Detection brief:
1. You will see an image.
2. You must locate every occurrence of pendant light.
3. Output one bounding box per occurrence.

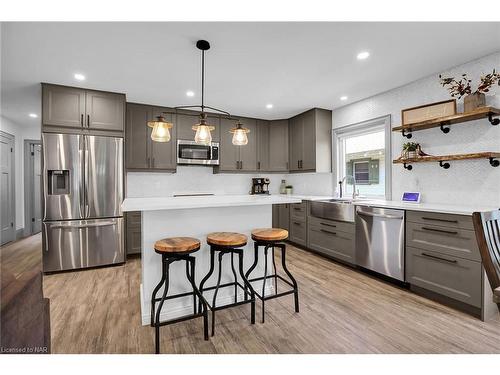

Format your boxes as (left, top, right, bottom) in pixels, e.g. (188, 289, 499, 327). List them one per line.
(147, 115, 173, 142)
(149, 40, 247, 146)
(230, 120, 250, 146)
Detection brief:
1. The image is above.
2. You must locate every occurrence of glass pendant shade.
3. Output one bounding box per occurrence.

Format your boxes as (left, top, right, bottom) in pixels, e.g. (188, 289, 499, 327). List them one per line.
(230, 122, 250, 146)
(192, 114, 215, 145)
(148, 116, 173, 142)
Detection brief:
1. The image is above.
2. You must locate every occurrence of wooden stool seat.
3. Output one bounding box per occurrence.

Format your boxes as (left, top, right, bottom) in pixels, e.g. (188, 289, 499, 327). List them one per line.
(251, 228, 288, 242)
(206, 232, 247, 247)
(154, 237, 201, 254)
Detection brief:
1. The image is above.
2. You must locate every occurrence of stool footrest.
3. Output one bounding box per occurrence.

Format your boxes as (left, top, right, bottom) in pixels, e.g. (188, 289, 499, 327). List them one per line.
(248, 274, 294, 288)
(152, 290, 197, 303)
(202, 281, 254, 310)
(153, 312, 206, 328)
(254, 289, 295, 301)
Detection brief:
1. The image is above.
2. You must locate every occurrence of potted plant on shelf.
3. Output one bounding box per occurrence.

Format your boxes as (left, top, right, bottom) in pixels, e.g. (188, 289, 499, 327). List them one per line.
(439, 69, 500, 112)
(402, 142, 419, 159)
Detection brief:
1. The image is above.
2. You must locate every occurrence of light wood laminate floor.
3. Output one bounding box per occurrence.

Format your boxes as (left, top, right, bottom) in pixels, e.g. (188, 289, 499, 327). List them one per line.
(11, 233, 500, 353)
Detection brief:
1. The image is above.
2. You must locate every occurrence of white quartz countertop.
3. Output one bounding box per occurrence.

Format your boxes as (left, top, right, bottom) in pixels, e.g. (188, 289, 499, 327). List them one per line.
(352, 199, 498, 216)
(121, 194, 302, 212)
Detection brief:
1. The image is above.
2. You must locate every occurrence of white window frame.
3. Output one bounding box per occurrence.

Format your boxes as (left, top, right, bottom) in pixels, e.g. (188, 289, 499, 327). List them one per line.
(332, 115, 392, 200)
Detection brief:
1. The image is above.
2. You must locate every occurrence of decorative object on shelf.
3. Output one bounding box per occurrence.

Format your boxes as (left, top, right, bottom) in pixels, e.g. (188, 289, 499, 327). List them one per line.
(401, 142, 420, 159)
(147, 115, 173, 142)
(230, 120, 250, 146)
(279, 180, 287, 194)
(401, 100, 456, 127)
(285, 185, 293, 195)
(393, 151, 500, 170)
(148, 40, 244, 145)
(439, 69, 500, 112)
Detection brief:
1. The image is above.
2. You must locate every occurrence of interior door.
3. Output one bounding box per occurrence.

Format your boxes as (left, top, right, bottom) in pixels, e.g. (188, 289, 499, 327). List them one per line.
(32, 144, 42, 233)
(85, 135, 123, 219)
(0, 132, 14, 245)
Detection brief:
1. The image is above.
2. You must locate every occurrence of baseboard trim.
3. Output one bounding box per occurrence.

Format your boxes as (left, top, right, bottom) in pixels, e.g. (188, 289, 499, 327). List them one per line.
(15, 229, 24, 240)
(141, 283, 274, 326)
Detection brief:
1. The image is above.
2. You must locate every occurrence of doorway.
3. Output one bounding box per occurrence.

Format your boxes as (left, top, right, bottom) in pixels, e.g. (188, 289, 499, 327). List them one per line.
(24, 139, 42, 236)
(0, 131, 15, 246)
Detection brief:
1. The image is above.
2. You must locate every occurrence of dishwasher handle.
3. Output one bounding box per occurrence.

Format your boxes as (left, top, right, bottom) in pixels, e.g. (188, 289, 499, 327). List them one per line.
(357, 210, 404, 220)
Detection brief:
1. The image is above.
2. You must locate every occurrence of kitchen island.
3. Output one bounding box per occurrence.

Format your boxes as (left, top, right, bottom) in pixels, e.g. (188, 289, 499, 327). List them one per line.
(121, 194, 302, 325)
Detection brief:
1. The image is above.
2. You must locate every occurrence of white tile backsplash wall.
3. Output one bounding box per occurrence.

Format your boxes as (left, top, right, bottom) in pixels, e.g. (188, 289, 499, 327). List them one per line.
(332, 52, 500, 207)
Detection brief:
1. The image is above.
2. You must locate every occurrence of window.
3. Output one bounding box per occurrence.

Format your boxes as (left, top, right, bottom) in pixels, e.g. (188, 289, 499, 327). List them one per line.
(333, 115, 391, 199)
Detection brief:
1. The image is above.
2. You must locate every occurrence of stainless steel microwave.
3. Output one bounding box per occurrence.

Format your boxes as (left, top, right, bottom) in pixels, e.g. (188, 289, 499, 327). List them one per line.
(177, 139, 220, 165)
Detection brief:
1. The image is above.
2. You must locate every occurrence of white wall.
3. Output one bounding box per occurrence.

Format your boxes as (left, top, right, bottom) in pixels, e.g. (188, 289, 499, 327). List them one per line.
(332, 52, 500, 206)
(0, 115, 41, 231)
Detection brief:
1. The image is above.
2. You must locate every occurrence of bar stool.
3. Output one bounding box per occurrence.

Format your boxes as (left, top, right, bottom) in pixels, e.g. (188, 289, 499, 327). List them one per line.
(151, 237, 209, 354)
(198, 232, 256, 336)
(245, 228, 299, 323)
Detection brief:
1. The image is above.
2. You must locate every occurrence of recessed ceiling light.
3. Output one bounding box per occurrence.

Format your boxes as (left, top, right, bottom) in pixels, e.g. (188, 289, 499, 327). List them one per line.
(357, 51, 370, 60)
(266, 104, 273, 109)
(74, 73, 86, 81)
(340, 96, 348, 101)
(29, 113, 38, 118)
(186, 91, 195, 97)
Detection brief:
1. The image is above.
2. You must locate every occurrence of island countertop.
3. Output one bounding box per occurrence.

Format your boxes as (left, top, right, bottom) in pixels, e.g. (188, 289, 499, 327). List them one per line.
(121, 194, 303, 212)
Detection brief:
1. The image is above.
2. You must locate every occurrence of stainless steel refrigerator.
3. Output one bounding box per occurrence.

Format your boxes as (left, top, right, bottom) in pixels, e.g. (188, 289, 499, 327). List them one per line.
(42, 133, 124, 272)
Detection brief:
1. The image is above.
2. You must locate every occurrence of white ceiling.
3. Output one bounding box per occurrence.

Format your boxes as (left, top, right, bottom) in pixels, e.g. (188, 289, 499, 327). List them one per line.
(1, 22, 500, 128)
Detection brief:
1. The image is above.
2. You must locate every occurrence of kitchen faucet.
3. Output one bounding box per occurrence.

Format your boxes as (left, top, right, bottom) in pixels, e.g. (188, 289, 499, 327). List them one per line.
(338, 175, 358, 199)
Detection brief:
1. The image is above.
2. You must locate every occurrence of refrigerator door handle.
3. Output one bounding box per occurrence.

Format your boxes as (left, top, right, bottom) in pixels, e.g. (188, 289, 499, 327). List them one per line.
(49, 220, 118, 229)
(79, 135, 85, 218)
(84, 136, 90, 218)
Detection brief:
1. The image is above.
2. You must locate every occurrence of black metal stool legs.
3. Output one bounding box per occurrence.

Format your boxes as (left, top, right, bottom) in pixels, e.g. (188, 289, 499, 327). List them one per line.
(246, 241, 300, 322)
(199, 245, 256, 337)
(151, 254, 209, 354)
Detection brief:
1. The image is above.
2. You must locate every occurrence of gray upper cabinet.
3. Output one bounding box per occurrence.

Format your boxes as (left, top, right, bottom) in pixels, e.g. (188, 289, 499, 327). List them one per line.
(269, 120, 289, 172)
(42, 84, 125, 134)
(86, 90, 125, 132)
(151, 107, 177, 170)
(126, 103, 151, 169)
(42, 84, 85, 128)
(288, 108, 332, 173)
(257, 120, 270, 171)
(125, 103, 176, 171)
(239, 118, 258, 171)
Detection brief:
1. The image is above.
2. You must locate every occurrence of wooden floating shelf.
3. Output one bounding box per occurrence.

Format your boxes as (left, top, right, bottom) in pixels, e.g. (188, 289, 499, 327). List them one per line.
(392, 106, 500, 138)
(393, 152, 500, 170)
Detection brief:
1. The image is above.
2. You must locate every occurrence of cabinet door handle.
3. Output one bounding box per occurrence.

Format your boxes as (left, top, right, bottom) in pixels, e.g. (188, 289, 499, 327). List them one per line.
(421, 227, 458, 235)
(320, 229, 337, 235)
(87, 114, 90, 127)
(236, 161, 239, 169)
(240, 161, 243, 169)
(321, 222, 336, 228)
(297, 160, 300, 169)
(421, 217, 458, 224)
(421, 252, 457, 264)
(258, 161, 261, 170)
(81, 114, 84, 127)
(293, 221, 302, 226)
(148, 157, 151, 168)
(293, 207, 302, 211)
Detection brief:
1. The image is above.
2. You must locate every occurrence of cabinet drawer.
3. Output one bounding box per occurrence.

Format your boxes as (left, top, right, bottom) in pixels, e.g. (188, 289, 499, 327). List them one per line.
(289, 219, 307, 246)
(406, 247, 482, 307)
(308, 225, 354, 264)
(406, 222, 480, 261)
(407, 211, 473, 230)
(290, 202, 307, 221)
(308, 216, 355, 234)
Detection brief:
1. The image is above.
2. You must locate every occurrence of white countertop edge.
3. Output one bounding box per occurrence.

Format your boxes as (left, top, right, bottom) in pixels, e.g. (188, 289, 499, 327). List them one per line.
(121, 195, 302, 212)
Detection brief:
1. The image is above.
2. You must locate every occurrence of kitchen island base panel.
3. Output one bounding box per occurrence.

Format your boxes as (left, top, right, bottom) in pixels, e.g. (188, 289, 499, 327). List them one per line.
(140, 205, 274, 326)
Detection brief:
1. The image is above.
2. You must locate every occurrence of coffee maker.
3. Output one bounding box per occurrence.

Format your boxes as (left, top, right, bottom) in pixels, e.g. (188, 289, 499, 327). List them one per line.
(251, 178, 270, 195)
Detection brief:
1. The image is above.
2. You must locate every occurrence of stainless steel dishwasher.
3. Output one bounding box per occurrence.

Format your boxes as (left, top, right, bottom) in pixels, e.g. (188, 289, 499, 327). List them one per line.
(355, 206, 405, 281)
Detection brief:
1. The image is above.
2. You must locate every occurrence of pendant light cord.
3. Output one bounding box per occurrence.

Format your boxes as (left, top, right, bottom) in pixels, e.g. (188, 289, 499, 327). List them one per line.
(201, 49, 205, 113)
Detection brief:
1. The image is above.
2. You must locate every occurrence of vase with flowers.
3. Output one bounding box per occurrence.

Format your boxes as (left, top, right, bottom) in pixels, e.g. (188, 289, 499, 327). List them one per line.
(439, 69, 500, 112)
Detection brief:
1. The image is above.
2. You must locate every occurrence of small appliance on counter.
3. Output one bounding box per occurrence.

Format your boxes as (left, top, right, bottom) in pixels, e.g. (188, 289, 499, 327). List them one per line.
(251, 178, 270, 195)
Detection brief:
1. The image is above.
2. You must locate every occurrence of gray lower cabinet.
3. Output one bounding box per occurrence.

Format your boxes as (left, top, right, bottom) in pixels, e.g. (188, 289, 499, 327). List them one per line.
(126, 212, 142, 255)
(42, 83, 125, 134)
(308, 224, 354, 264)
(125, 103, 176, 171)
(406, 246, 482, 307)
(289, 219, 307, 246)
(272, 204, 290, 231)
(406, 210, 484, 314)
